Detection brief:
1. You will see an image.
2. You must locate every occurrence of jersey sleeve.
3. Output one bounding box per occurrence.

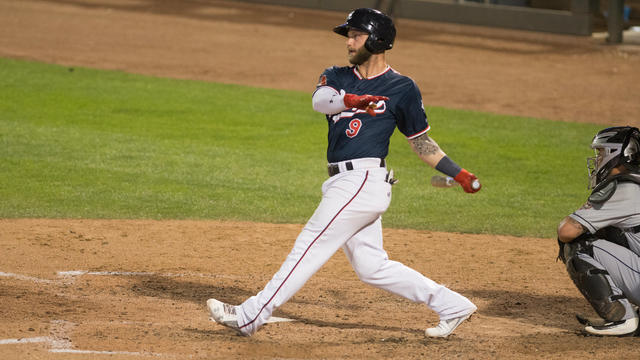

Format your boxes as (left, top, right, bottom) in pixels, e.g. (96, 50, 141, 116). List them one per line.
(395, 80, 430, 139)
(314, 66, 343, 94)
(570, 184, 637, 234)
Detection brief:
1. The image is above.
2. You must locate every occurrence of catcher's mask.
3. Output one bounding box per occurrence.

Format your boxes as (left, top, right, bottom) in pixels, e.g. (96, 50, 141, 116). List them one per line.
(587, 126, 640, 189)
(333, 8, 396, 54)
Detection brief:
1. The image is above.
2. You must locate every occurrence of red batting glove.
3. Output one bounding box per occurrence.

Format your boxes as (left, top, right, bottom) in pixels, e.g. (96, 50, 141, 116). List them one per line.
(343, 93, 389, 116)
(454, 169, 482, 193)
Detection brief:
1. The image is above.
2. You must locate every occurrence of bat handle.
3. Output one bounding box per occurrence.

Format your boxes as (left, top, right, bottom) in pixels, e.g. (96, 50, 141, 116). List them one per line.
(431, 175, 457, 188)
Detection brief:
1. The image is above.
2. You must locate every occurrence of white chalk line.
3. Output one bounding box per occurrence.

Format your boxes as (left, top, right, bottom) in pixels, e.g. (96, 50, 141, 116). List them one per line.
(0, 337, 143, 355)
(0, 337, 149, 356)
(265, 316, 296, 323)
(0, 271, 54, 283)
(209, 315, 294, 325)
(56, 270, 246, 281)
(0, 269, 247, 284)
(0, 320, 167, 357)
(58, 270, 156, 277)
(0, 336, 51, 345)
(49, 349, 155, 355)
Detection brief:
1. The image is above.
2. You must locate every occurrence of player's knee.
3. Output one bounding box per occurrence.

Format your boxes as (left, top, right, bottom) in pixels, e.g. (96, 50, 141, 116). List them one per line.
(352, 258, 385, 282)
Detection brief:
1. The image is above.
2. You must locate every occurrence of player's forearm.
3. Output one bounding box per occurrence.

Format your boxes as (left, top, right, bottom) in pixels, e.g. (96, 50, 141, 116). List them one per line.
(312, 86, 347, 115)
(408, 133, 446, 168)
(409, 134, 481, 193)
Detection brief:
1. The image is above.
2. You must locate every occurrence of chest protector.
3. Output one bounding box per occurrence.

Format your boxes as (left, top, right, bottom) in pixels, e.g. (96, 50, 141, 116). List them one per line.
(588, 173, 640, 204)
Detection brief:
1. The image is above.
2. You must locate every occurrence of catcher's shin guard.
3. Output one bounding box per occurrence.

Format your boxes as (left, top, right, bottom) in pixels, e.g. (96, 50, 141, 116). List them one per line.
(566, 253, 626, 321)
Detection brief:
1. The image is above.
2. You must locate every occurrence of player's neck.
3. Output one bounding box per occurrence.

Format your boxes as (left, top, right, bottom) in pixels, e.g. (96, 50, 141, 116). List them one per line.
(356, 54, 388, 79)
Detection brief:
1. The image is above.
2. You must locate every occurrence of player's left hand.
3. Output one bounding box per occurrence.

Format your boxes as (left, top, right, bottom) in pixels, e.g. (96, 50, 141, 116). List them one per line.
(454, 169, 481, 193)
(343, 93, 389, 116)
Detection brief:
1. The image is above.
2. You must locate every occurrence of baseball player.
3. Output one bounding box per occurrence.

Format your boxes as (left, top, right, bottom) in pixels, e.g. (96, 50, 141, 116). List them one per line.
(557, 126, 640, 336)
(207, 8, 481, 338)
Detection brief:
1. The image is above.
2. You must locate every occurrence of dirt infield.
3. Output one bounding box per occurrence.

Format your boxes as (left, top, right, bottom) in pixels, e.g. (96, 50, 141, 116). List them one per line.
(1, 0, 640, 359)
(2, 219, 637, 359)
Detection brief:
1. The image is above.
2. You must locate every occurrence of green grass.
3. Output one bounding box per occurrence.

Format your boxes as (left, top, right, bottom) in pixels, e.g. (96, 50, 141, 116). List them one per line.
(0, 58, 601, 237)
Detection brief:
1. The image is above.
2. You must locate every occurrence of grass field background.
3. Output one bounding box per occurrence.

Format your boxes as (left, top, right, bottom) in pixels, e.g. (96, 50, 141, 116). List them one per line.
(0, 58, 602, 237)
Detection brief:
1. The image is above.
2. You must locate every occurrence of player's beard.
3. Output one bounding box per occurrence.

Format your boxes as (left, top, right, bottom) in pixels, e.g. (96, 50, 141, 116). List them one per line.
(349, 46, 372, 65)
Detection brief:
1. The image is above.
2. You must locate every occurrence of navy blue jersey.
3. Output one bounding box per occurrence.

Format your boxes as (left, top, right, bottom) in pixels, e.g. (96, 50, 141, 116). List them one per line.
(315, 65, 430, 163)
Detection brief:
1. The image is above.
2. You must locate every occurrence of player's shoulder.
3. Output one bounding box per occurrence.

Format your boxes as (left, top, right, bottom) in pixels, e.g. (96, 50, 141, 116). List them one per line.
(615, 180, 640, 198)
(384, 67, 417, 86)
(317, 66, 356, 89)
(383, 67, 421, 96)
(322, 65, 354, 77)
(385, 67, 412, 80)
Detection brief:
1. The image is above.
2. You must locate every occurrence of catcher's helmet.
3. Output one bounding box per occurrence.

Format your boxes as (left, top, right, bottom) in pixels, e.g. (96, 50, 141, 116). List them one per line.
(587, 126, 640, 188)
(333, 8, 396, 54)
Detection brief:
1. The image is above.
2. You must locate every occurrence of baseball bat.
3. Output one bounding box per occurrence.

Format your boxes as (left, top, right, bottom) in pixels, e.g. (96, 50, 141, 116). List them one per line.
(430, 175, 457, 188)
(430, 175, 481, 190)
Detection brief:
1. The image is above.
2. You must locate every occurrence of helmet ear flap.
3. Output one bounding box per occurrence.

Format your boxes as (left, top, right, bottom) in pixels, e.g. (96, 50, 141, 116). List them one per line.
(625, 128, 640, 164)
(365, 32, 394, 54)
(364, 34, 381, 54)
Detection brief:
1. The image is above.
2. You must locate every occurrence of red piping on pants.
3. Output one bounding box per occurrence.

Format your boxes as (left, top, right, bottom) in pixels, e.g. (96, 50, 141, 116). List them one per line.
(240, 171, 369, 329)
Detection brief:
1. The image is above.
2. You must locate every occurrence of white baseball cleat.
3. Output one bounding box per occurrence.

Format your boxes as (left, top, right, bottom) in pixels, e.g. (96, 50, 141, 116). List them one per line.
(207, 298, 244, 335)
(584, 316, 639, 336)
(425, 307, 477, 338)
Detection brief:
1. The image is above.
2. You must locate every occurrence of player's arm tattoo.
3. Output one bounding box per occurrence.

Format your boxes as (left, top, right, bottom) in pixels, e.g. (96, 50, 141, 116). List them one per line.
(557, 216, 587, 243)
(408, 133, 440, 156)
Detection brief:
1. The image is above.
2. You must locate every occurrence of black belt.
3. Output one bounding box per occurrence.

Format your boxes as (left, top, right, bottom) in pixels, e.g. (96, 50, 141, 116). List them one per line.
(631, 225, 640, 233)
(328, 159, 386, 177)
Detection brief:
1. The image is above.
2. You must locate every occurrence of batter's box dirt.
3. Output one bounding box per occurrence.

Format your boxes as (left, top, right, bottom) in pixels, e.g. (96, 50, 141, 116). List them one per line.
(1, 219, 638, 358)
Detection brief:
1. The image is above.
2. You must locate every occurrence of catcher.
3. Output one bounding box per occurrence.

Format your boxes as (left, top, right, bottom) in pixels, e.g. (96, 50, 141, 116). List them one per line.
(557, 126, 640, 336)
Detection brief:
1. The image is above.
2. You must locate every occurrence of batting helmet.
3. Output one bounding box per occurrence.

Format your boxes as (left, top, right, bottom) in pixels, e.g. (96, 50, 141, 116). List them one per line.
(333, 8, 396, 54)
(587, 126, 640, 188)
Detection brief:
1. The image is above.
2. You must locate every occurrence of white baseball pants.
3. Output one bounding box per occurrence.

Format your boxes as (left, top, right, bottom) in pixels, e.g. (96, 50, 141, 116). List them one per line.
(236, 161, 476, 336)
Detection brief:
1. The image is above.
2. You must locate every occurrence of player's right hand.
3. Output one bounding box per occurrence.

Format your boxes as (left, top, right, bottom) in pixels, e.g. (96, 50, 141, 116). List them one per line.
(454, 169, 481, 193)
(343, 93, 389, 116)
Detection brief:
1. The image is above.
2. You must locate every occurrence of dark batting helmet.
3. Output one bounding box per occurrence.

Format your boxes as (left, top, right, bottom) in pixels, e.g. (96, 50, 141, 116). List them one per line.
(587, 126, 640, 188)
(333, 8, 396, 54)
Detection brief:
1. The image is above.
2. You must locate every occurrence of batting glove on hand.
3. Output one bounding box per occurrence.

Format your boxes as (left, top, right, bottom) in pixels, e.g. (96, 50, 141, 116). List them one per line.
(454, 169, 481, 193)
(343, 93, 389, 116)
